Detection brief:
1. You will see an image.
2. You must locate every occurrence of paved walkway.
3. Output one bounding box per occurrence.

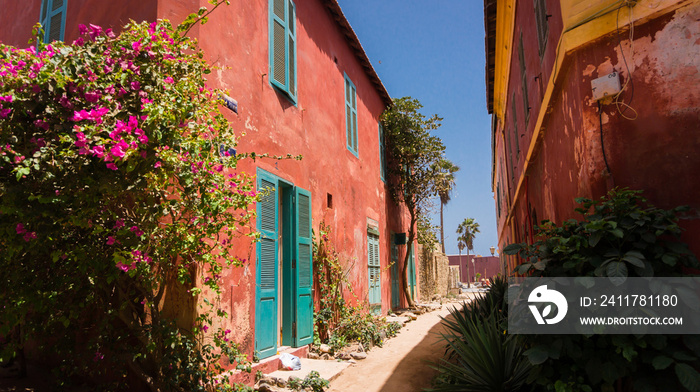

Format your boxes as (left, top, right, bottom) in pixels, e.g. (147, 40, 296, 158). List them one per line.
(327, 303, 460, 392)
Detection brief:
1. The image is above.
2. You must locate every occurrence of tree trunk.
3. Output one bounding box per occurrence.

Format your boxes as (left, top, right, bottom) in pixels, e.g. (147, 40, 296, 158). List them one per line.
(440, 202, 445, 254)
(401, 213, 417, 308)
(466, 248, 471, 288)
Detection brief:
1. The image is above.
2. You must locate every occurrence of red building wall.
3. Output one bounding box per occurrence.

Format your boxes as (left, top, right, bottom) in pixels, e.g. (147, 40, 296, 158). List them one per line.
(0, 0, 415, 364)
(492, 1, 700, 269)
(448, 255, 500, 283)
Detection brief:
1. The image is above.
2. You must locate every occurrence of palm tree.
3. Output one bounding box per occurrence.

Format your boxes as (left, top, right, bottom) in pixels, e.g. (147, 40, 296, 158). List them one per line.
(434, 159, 459, 254)
(457, 239, 466, 287)
(456, 218, 480, 287)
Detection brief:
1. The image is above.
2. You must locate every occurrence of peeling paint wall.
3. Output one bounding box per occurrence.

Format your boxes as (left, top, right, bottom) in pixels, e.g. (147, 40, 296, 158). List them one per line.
(493, 0, 700, 266)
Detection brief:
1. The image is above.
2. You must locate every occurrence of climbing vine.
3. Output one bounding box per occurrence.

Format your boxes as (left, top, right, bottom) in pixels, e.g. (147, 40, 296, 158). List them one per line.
(312, 222, 401, 353)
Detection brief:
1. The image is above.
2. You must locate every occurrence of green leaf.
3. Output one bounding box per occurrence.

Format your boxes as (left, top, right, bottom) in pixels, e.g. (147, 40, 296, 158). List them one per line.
(589, 231, 603, 247)
(524, 345, 550, 365)
(675, 363, 700, 392)
(606, 261, 628, 284)
(622, 251, 645, 268)
(610, 228, 624, 238)
(651, 355, 673, 370)
(503, 243, 523, 255)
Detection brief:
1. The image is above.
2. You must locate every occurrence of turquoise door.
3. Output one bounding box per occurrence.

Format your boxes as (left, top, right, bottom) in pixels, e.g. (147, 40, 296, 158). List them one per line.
(390, 239, 399, 309)
(255, 170, 279, 359)
(408, 244, 416, 301)
(367, 232, 381, 314)
(294, 187, 313, 346)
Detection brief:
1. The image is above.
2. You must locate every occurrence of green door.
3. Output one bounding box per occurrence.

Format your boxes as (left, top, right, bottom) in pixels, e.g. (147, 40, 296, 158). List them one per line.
(408, 244, 416, 301)
(255, 170, 278, 359)
(294, 187, 313, 346)
(368, 232, 381, 314)
(390, 239, 399, 309)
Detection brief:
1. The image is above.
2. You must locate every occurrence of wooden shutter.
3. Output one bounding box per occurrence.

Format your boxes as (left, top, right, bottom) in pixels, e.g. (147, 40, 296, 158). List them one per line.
(345, 75, 358, 154)
(518, 33, 529, 122)
(294, 186, 313, 346)
(41, 0, 67, 43)
(379, 123, 386, 180)
(269, 0, 296, 101)
(255, 171, 279, 359)
(368, 233, 381, 312)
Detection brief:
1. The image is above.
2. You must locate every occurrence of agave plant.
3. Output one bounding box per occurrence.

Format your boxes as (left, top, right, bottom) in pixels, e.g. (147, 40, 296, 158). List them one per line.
(429, 275, 532, 392)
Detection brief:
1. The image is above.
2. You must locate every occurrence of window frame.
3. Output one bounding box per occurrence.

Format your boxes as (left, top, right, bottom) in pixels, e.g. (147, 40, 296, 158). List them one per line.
(269, 0, 297, 103)
(344, 73, 358, 157)
(378, 122, 386, 181)
(40, 0, 67, 43)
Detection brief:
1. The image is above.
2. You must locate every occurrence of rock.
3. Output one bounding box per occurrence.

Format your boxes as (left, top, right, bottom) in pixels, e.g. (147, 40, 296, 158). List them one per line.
(259, 375, 275, 385)
(350, 352, 367, 360)
(378, 330, 387, 342)
(336, 352, 351, 360)
(348, 359, 357, 365)
(321, 353, 332, 360)
(256, 382, 276, 392)
(319, 344, 331, 353)
(307, 352, 320, 359)
(404, 312, 418, 320)
(273, 377, 286, 387)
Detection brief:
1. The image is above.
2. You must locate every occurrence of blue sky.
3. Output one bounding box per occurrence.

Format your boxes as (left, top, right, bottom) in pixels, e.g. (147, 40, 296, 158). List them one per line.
(336, 0, 498, 256)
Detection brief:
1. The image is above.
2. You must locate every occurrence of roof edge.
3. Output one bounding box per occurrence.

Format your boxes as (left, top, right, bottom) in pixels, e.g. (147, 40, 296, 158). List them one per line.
(322, 0, 393, 108)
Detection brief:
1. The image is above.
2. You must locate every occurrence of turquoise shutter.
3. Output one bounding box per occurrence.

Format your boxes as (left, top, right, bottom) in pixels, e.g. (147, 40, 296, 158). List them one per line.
(379, 123, 386, 181)
(41, 0, 67, 42)
(345, 75, 358, 155)
(255, 171, 279, 359)
(294, 186, 313, 346)
(408, 244, 416, 301)
(391, 240, 399, 308)
(269, 0, 296, 101)
(368, 233, 381, 314)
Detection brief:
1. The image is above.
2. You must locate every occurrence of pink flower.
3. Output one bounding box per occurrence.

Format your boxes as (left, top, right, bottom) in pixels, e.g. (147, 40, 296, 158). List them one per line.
(73, 37, 84, 46)
(164, 76, 174, 84)
(105, 28, 115, 39)
(23, 232, 37, 242)
(106, 236, 116, 245)
(0, 108, 11, 118)
(106, 162, 118, 170)
(91, 145, 105, 158)
(78, 24, 88, 35)
(93, 351, 104, 362)
(132, 39, 142, 52)
(202, 325, 209, 332)
(0, 95, 12, 102)
(16, 223, 26, 234)
(114, 219, 124, 229)
(88, 24, 103, 40)
(130, 81, 140, 91)
(74, 132, 87, 148)
(84, 91, 101, 103)
(130, 226, 144, 237)
(110, 140, 129, 159)
(13, 155, 24, 164)
(154, 161, 161, 168)
(138, 134, 148, 144)
(116, 261, 132, 272)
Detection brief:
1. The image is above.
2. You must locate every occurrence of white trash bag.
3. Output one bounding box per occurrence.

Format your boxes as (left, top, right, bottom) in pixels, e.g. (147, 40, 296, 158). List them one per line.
(280, 352, 302, 371)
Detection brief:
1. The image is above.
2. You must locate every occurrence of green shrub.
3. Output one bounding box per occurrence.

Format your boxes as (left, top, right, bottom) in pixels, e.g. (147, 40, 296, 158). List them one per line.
(505, 188, 700, 391)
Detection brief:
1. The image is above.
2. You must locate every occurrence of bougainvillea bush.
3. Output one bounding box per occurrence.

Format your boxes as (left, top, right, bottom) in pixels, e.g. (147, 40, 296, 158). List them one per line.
(0, 7, 257, 391)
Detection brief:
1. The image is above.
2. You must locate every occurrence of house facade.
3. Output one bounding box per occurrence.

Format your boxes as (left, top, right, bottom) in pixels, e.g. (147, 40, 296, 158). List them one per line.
(485, 0, 700, 272)
(0, 0, 419, 362)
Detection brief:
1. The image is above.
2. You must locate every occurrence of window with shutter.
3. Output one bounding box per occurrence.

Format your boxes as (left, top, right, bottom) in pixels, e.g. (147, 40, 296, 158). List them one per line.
(269, 0, 297, 102)
(367, 232, 381, 313)
(40, 0, 67, 43)
(345, 74, 358, 156)
(379, 123, 386, 181)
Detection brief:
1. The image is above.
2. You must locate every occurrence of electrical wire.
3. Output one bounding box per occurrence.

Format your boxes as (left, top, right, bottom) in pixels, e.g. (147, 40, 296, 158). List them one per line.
(598, 101, 613, 181)
(614, 1, 639, 120)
